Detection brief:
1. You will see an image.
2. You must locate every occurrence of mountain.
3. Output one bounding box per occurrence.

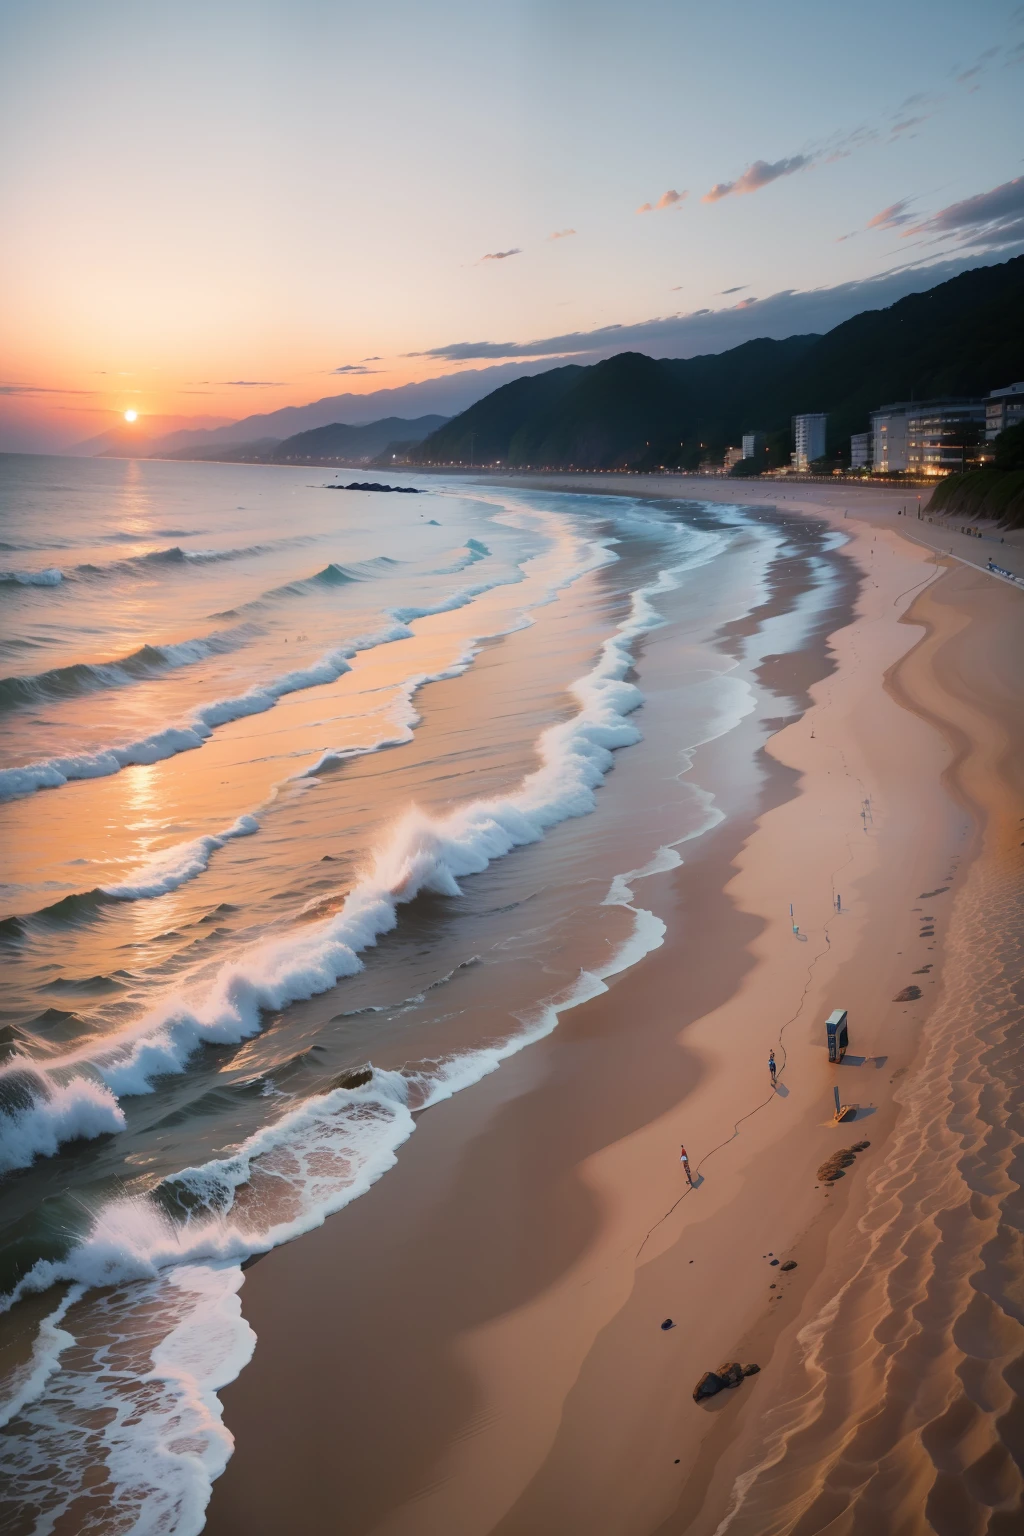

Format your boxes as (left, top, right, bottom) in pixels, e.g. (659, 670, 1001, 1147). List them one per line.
(161, 437, 284, 463)
(270, 416, 449, 465)
(69, 415, 232, 457)
(415, 256, 1024, 471)
(130, 363, 567, 461)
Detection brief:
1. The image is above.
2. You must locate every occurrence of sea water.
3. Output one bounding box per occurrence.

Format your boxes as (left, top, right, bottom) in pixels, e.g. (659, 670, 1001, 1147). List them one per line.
(0, 454, 845, 1531)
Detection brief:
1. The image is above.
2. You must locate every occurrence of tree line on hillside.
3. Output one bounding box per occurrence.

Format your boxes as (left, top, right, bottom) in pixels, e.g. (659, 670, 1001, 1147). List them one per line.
(925, 421, 1024, 529)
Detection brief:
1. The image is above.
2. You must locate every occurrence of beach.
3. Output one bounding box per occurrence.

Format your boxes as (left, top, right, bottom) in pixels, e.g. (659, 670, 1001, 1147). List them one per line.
(1, 463, 1020, 1534)
(201, 478, 1023, 1534)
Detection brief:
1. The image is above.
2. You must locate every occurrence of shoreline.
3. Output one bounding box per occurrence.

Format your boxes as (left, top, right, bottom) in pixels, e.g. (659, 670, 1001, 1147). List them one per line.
(205, 481, 1022, 1534)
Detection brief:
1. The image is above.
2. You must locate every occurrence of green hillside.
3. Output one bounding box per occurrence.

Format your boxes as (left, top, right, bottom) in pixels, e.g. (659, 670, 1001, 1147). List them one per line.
(415, 256, 1024, 471)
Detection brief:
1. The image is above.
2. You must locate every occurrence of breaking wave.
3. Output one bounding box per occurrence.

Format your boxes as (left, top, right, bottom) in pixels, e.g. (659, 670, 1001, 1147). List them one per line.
(0, 624, 260, 711)
(0, 524, 720, 1174)
(0, 564, 527, 803)
(0, 567, 63, 590)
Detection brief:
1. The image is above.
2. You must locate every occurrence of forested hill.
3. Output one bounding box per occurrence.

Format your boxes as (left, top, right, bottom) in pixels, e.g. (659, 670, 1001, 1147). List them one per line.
(414, 256, 1024, 471)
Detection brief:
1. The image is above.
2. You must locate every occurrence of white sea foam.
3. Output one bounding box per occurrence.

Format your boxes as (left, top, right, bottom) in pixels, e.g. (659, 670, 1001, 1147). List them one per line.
(0, 1073, 126, 1175)
(102, 814, 260, 901)
(0, 512, 760, 1533)
(0, 519, 719, 1173)
(0, 565, 528, 804)
(0, 566, 63, 587)
(0, 1264, 254, 1536)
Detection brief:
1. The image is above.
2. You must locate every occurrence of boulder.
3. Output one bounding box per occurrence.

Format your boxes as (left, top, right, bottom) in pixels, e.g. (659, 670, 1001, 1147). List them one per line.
(742, 1363, 761, 1376)
(893, 985, 922, 1002)
(716, 1362, 745, 1388)
(780, 1261, 797, 1272)
(693, 1371, 726, 1401)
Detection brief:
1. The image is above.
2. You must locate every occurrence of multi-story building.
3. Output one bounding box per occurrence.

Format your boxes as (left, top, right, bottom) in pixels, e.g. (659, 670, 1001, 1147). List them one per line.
(986, 382, 1024, 441)
(791, 413, 827, 471)
(849, 432, 872, 470)
(871, 398, 986, 474)
(741, 431, 766, 461)
(906, 401, 987, 477)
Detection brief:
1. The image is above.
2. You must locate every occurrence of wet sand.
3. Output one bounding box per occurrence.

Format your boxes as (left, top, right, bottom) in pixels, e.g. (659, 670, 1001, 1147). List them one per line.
(205, 482, 1023, 1535)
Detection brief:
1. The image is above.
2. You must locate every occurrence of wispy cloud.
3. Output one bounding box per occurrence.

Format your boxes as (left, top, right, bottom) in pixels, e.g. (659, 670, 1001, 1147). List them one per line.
(479, 248, 521, 262)
(823, 125, 879, 163)
(905, 175, 1024, 251)
(331, 364, 379, 375)
(0, 383, 96, 395)
(867, 199, 915, 230)
(636, 189, 687, 214)
(702, 155, 812, 203)
(405, 256, 1008, 365)
(219, 379, 287, 387)
(548, 228, 577, 240)
(719, 284, 748, 294)
(889, 115, 928, 139)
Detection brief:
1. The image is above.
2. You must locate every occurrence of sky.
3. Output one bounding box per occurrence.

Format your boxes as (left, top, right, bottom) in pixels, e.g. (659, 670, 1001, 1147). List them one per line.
(1, 0, 1023, 453)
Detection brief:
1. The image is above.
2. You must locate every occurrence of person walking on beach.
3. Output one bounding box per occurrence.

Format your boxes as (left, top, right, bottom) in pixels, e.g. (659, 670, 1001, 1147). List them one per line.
(680, 1145, 694, 1187)
(769, 1050, 777, 1088)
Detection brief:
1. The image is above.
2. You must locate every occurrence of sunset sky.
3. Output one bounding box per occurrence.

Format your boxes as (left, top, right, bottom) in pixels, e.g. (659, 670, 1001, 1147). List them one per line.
(2, 0, 1022, 452)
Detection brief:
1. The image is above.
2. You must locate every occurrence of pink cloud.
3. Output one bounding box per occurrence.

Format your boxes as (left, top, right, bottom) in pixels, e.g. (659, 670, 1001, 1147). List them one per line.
(905, 175, 1024, 249)
(702, 155, 812, 202)
(636, 188, 687, 213)
(867, 199, 914, 231)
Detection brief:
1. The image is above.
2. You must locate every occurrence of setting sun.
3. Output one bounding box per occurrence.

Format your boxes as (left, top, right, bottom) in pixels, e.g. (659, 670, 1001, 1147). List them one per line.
(123, 409, 137, 423)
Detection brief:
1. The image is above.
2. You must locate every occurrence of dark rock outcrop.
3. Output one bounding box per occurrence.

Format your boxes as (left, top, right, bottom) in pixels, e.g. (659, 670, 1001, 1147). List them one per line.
(327, 481, 421, 494)
(893, 985, 923, 1001)
(818, 1140, 870, 1182)
(693, 1363, 760, 1401)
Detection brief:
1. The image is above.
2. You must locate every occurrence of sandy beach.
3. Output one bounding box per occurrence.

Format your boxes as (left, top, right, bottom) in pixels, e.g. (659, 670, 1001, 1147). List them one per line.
(202, 479, 1023, 1535)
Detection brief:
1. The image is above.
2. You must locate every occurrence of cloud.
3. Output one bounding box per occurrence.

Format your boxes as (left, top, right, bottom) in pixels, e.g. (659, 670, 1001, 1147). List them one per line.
(362, 356, 382, 361)
(906, 176, 1024, 250)
(548, 228, 577, 240)
(889, 115, 927, 139)
(331, 364, 379, 375)
(636, 189, 687, 214)
(702, 155, 812, 202)
(480, 249, 521, 262)
(0, 383, 96, 395)
(405, 254, 1017, 365)
(823, 125, 880, 163)
(719, 284, 748, 294)
(867, 199, 915, 231)
(219, 379, 287, 387)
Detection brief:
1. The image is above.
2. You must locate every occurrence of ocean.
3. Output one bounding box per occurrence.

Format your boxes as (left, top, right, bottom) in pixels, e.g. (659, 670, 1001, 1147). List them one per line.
(0, 454, 847, 1532)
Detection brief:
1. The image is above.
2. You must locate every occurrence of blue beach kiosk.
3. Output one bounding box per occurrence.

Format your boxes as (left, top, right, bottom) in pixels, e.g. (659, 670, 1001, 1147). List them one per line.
(826, 1008, 849, 1063)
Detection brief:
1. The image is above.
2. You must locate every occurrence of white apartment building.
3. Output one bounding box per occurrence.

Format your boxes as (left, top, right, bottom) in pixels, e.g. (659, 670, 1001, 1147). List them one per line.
(870, 407, 911, 473)
(986, 382, 1024, 440)
(849, 432, 872, 470)
(791, 413, 827, 471)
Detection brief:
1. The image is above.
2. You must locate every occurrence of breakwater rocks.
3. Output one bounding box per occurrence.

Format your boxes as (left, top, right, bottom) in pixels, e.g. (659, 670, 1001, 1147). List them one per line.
(817, 1139, 870, 1183)
(327, 482, 422, 494)
(693, 1362, 761, 1402)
